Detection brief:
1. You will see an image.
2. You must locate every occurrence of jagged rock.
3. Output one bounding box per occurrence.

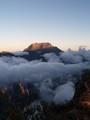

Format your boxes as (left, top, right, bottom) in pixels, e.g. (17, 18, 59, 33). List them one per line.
(74, 70, 90, 108)
(23, 101, 45, 120)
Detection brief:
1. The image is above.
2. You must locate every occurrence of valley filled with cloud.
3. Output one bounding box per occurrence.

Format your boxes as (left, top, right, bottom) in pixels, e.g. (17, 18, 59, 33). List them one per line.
(0, 48, 90, 104)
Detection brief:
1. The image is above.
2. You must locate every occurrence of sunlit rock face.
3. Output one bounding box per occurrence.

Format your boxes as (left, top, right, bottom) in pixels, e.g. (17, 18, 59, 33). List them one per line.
(23, 42, 54, 51)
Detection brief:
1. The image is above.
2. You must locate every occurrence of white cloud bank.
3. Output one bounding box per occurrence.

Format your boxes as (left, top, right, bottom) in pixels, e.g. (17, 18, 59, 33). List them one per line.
(0, 48, 90, 104)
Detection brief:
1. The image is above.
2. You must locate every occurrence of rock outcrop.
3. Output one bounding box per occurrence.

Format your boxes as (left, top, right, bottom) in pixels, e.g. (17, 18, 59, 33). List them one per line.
(74, 70, 90, 108)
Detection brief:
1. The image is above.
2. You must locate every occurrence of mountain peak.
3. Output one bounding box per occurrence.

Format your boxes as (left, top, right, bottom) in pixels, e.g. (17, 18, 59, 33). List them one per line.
(24, 42, 54, 52)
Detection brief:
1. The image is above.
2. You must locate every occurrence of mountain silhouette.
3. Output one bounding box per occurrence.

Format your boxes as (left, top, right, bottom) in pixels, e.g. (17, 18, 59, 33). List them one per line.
(22, 42, 62, 61)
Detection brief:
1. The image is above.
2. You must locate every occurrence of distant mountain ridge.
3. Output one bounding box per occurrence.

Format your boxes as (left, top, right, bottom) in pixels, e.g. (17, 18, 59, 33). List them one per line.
(24, 42, 54, 52)
(0, 42, 63, 61)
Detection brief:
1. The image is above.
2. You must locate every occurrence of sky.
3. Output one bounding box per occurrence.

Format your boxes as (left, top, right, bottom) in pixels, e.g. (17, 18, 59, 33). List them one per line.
(0, 0, 90, 52)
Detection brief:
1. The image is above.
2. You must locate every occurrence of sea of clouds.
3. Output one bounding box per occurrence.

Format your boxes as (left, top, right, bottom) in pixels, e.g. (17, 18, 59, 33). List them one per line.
(0, 48, 90, 104)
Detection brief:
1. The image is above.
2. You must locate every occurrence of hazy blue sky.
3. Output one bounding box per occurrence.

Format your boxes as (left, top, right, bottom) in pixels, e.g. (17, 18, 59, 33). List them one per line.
(0, 0, 90, 51)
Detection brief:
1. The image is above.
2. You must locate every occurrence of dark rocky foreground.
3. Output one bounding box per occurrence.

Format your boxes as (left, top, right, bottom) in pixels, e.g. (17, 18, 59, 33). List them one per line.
(0, 71, 90, 120)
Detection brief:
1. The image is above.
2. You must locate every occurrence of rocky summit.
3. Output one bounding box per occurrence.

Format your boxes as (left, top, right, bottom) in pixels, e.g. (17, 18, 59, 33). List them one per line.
(23, 42, 54, 51)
